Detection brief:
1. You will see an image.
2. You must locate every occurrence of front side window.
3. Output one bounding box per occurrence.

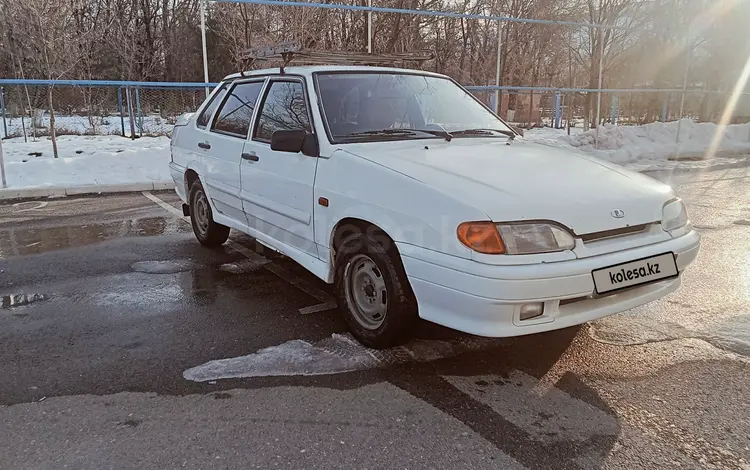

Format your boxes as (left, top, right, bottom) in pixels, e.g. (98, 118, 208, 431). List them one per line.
(315, 73, 513, 142)
(196, 83, 228, 129)
(211, 81, 264, 137)
(254, 81, 311, 142)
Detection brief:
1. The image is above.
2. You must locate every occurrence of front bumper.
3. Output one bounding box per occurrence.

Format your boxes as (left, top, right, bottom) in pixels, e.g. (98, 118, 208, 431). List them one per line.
(398, 230, 701, 337)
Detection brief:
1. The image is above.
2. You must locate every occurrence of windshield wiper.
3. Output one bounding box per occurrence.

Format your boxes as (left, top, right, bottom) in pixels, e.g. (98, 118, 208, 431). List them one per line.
(344, 128, 453, 141)
(451, 128, 517, 140)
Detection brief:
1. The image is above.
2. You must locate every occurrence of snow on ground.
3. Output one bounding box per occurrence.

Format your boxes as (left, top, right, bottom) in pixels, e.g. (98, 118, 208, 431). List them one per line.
(525, 119, 750, 170)
(1, 118, 748, 193)
(1, 135, 171, 190)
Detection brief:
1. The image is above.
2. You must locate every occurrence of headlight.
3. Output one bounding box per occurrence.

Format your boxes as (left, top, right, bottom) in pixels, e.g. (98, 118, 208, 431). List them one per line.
(457, 221, 575, 255)
(662, 199, 688, 232)
(496, 223, 575, 255)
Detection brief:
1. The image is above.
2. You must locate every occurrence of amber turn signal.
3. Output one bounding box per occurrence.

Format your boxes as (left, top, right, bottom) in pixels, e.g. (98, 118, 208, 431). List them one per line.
(457, 222, 506, 254)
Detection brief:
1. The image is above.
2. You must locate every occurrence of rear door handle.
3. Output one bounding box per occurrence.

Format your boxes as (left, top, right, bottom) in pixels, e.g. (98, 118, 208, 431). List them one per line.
(198, 142, 211, 150)
(242, 152, 259, 162)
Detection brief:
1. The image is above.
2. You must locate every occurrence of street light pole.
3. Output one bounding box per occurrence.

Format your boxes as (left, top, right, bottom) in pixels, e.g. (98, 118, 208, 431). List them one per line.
(594, 27, 605, 149)
(676, 33, 691, 143)
(200, 0, 210, 98)
(494, 21, 503, 114)
(367, 0, 372, 53)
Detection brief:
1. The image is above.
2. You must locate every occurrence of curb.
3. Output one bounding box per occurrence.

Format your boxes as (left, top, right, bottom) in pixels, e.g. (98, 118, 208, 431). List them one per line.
(0, 182, 174, 201)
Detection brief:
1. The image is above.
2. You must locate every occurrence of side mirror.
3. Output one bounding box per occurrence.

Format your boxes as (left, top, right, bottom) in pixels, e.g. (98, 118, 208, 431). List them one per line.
(270, 130, 319, 157)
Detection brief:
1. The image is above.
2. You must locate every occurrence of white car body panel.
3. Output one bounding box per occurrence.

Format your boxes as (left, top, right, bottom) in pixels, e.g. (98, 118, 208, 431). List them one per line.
(340, 139, 673, 235)
(200, 131, 245, 222)
(240, 77, 320, 258)
(170, 65, 700, 338)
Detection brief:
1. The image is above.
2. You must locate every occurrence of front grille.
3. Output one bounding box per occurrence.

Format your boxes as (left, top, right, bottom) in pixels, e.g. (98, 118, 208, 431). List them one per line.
(579, 223, 650, 243)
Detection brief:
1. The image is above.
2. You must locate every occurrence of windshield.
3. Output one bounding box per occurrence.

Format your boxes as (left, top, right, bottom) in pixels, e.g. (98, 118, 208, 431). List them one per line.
(315, 72, 514, 142)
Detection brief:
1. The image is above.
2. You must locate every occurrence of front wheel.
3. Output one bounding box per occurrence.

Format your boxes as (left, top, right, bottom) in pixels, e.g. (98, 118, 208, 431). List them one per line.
(189, 180, 230, 247)
(335, 232, 418, 349)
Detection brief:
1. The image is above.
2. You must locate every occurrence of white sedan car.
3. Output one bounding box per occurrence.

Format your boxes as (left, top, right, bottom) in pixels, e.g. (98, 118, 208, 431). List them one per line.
(169, 66, 700, 348)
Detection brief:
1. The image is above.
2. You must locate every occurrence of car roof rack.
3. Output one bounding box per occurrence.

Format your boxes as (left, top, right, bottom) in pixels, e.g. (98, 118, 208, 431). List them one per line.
(238, 41, 435, 75)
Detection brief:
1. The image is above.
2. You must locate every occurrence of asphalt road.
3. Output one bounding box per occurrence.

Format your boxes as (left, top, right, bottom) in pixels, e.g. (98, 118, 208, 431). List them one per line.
(0, 161, 748, 469)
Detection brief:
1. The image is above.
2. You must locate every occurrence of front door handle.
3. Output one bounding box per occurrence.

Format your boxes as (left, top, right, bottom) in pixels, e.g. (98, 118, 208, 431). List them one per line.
(198, 142, 211, 150)
(242, 152, 259, 162)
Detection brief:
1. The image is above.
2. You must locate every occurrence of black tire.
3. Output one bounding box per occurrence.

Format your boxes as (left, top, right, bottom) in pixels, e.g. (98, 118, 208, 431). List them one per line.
(188, 179, 230, 247)
(335, 231, 418, 349)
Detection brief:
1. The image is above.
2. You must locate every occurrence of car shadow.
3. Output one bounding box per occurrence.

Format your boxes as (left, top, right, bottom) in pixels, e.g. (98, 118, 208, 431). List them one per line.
(386, 327, 621, 469)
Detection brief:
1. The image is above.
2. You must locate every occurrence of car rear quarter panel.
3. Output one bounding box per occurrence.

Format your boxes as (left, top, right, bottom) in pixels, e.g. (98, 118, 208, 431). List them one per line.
(170, 121, 207, 197)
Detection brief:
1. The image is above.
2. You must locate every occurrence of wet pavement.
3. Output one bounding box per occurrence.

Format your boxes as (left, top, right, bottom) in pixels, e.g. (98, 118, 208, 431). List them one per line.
(0, 163, 748, 469)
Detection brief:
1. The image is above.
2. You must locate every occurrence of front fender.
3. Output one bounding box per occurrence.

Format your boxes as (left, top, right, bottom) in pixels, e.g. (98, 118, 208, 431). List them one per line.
(314, 149, 486, 273)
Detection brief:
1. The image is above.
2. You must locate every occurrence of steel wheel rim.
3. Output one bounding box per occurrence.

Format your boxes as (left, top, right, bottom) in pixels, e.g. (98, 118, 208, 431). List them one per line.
(344, 254, 388, 330)
(193, 189, 210, 237)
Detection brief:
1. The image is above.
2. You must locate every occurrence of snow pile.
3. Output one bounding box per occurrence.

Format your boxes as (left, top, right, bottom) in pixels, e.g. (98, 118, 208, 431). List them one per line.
(183, 332, 502, 381)
(1, 135, 171, 190)
(525, 119, 750, 170)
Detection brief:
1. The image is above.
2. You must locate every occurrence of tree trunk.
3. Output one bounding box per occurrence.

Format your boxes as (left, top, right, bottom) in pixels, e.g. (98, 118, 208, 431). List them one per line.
(48, 87, 59, 159)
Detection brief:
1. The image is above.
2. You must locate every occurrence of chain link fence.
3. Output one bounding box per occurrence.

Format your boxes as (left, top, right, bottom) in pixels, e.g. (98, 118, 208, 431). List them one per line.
(0, 82, 208, 139)
(468, 87, 742, 131)
(1, 80, 747, 139)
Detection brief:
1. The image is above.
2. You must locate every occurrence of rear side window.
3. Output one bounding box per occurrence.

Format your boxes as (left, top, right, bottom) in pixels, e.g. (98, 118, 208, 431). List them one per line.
(254, 81, 311, 142)
(196, 84, 228, 129)
(211, 81, 265, 138)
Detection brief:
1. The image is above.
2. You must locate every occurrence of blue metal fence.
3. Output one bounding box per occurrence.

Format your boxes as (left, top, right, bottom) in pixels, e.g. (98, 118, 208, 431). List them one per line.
(1, 78, 746, 139)
(0, 80, 211, 139)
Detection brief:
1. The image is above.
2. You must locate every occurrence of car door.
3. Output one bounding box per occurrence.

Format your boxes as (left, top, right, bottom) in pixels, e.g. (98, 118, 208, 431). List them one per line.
(240, 78, 319, 258)
(200, 79, 265, 223)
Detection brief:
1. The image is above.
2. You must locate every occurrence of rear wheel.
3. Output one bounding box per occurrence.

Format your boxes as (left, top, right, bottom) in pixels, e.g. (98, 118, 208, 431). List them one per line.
(189, 180, 230, 247)
(335, 232, 418, 349)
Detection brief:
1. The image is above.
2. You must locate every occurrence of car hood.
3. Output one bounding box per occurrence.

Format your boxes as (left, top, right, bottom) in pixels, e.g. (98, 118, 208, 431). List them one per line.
(341, 138, 673, 235)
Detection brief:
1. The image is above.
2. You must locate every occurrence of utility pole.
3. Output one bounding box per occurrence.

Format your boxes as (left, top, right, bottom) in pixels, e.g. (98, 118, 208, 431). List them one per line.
(494, 21, 503, 114)
(594, 3, 605, 149)
(367, 0, 372, 53)
(200, 0, 210, 98)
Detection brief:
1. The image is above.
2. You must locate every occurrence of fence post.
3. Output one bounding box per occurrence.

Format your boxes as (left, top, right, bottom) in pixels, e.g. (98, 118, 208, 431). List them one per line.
(0, 87, 7, 139)
(126, 87, 137, 140)
(135, 87, 143, 137)
(610, 94, 618, 125)
(553, 91, 562, 128)
(661, 94, 668, 122)
(0, 132, 6, 189)
(117, 87, 125, 137)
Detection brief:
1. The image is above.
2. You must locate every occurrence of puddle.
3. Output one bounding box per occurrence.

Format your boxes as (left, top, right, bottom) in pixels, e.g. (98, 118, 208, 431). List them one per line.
(2, 293, 48, 310)
(93, 283, 184, 309)
(0, 217, 188, 257)
(589, 312, 750, 358)
(219, 258, 270, 274)
(183, 332, 503, 382)
(588, 315, 693, 346)
(131, 260, 195, 274)
(708, 314, 750, 356)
